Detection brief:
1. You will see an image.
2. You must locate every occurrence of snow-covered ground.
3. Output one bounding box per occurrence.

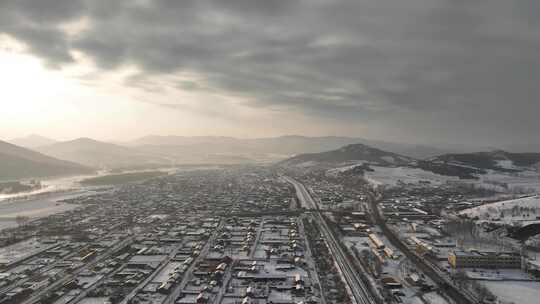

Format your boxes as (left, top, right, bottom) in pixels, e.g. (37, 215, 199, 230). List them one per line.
(294, 161, 319, 168)
(422, 292, 450, 304)
(460, 195, 540, 224)
(482, 281, 540, 304)
(476, 170, 540, 193)
(325, 162, 367, 176)
(365, 166, 460, 186)
(465, 269, 535, 281)
(495, 160, 519, 170)
(361, 164, 540, 195)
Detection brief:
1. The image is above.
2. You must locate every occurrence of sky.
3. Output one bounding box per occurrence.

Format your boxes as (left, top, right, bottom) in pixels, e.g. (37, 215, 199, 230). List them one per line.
(0, 0, 539, 149)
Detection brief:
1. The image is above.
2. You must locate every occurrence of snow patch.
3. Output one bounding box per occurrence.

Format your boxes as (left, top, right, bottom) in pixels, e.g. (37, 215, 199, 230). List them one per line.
(381, 156, 395, 164)
(325, 162, 367, 175)
(482, 281, 540, 304)
(496, 160, 517, 170)
(295, 161, 318, 168)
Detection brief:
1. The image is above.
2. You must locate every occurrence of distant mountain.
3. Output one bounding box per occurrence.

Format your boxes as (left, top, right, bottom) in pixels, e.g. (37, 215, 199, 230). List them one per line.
(129, 135, 238, 146)
(0, 140, 93, 181)
(9, 134, 57, 148)
(127, 135, 461, 159)
(430, 151, 540, 172)
(279, 143, 415, 167)
(134, 144, 260, 164)
(36, 138, 167, 169)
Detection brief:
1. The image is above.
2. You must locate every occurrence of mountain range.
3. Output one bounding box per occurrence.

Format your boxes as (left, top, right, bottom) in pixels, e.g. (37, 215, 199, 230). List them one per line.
(126, 135, 466, 159)
(35, 138, 167, 169)
(3, 134, 540, 182)
(279, 143, 540, 179)
(279, 143, 414, 167)
(0, 139, 92, 181)
(8, 134, 57, 148)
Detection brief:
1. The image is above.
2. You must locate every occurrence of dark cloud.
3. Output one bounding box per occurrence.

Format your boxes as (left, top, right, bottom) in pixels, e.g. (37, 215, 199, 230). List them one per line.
(1, 0, 539, 148)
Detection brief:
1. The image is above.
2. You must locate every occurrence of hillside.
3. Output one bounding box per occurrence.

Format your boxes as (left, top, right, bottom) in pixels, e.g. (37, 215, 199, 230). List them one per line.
(279, 143, 414, 167)
(460, 195, 540, 225)
(430, 151, 540, 173)
(8, 134, 57, 148)
(36, 138, 167, 169)
(279, 145, 540, 191)
(0, 140, 93, 181)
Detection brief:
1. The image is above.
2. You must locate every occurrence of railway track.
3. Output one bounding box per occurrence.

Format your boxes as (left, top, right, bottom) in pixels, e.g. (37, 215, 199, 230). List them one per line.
(285, 176, 376, 304)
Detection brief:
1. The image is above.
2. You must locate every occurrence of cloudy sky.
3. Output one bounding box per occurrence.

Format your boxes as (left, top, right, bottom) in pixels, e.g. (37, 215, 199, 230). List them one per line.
(0, 0, 538, 148)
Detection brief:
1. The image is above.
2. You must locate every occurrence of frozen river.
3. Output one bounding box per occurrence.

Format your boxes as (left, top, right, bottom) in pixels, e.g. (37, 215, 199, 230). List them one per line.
(0, 173, 102, 202)
(0, 173, 110, 231)
(0, 190, 95, 231)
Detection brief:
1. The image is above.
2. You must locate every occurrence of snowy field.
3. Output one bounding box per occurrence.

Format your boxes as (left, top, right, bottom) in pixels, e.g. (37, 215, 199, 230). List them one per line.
(482, 281, 540, 304)
(362, 165, 540, 195)
(325, 162, 368, 176)
(465, 269, 535, 281)
(364, 166, 460, 186)
(476, 171, 540, 193)
(460, 195, 540, 224)
(422, 292, 450, 304)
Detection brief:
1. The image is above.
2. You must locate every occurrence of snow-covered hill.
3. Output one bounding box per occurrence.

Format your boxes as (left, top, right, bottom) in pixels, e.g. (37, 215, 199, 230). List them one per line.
(430, 151, 540, 173)
(460, 195, 540, 225)
(279, 143, 414, 168)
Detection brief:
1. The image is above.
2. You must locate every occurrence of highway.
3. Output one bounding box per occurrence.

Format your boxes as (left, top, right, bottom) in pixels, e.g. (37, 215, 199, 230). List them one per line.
(284, 176, 376, 304)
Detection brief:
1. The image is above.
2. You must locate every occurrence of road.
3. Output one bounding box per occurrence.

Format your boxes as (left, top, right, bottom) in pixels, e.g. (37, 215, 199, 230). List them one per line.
(285, 176, 375, 304)
(213, 262, 233, 304)
(249, 220, 264, 259)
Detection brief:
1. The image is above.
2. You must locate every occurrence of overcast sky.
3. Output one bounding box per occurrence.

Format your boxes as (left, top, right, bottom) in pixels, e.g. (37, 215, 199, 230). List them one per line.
(0, 0, 538, 149)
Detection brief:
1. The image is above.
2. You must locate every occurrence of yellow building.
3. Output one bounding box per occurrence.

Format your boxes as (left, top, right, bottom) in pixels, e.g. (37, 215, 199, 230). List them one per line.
(448, 250, 521, 269)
